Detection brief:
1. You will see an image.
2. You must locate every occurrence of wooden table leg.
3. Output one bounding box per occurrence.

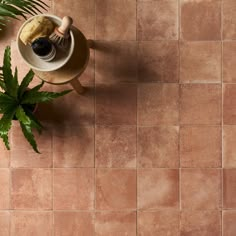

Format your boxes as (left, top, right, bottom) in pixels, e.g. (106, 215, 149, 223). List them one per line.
(70, 78, 85, 94)
(87, 39, 94, 49)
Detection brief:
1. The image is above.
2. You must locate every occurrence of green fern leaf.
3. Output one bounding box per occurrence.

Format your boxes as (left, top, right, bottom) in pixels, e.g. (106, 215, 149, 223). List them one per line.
(15, 105, 31, 125)
(0, 109, 15, 150)
(20, 122, 40, 153)
(0, 4, 19, 18)
(18, 69, 34, 98)
(0, 3, 24, 17)
(0, 0, 49, 30)
(0, 80, 6, 90)
(21, 90, 72, 104)
(24, 108, 43, 134)
(0, 92, 16, 113)
(30, 81, 44, 93)
(2, 46, 18, 97)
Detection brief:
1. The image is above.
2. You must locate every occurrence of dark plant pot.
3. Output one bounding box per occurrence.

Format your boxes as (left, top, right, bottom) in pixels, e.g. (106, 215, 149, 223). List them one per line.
(13, 103, 38, 120)
(3, 90, 38, 120)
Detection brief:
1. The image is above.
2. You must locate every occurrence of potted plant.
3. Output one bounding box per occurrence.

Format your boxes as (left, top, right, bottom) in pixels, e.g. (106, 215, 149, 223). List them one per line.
(0, 46, 71, 153)
(0, 0, 48, 30)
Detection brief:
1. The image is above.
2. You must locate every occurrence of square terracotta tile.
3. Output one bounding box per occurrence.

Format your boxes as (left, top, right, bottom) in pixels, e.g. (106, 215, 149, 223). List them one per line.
(223, 0, 236, 39)
(52, 85, 95, 126)
(223, 210, 236, 236)
(53, 168, 94, 210)
(138, 210, 180, 236)
(96, 84, 137, 125)
(95, 41, 137, 84)
(95, 126, 136, 168)
(180, 126, 222, 168)
(180, 84, 221, 125)
(138, 169, 179, 210)
(54, 212, 94, 236)
(54, 0, 95, 39)
(0, 212, 9, 236)
(96, 0, 136, 40)
(223, 84, 236, 124)
(11, 169, 52, 210)
(180, 42, 221, 83)
(138, 41, 179, 83)
(137, 1, 178, 40)
(0, 169, 9, 210)
(181, 0, 221, 40)
(11, 211, 52, 236)
(224, 126, 236, 168)
(223, 169, 236, 209)
(95, 211, 136, 236)
(53, 125, 94, 168)
(0, 142, 9, 167)
(138, 126, 179, 168)
(181, 169, 221, 210)
(138, 84, 179, 125)
(10, 124, 52, 168)
(180, 211, 221, 236)
(223, 42, 236, 83)
(96, 169, 136, 210)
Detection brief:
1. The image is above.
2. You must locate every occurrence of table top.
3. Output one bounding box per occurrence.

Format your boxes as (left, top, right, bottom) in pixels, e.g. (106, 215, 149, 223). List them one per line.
(33, 27, 90, 84)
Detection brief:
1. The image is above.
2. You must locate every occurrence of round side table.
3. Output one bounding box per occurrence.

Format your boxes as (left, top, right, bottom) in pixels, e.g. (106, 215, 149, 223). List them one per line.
(33, 27, 92, 94)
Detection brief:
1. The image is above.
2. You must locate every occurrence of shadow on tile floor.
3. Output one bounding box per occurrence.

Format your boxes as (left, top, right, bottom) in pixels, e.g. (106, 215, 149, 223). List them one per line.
(95, 83, 137, 125)
(93, 40, 179, 84)
(35, 85, 95, 127)
(93, 40, 138, 84)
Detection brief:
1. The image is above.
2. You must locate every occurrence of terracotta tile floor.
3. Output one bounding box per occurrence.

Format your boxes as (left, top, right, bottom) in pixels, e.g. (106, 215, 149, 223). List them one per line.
(0, 0, 236, 235)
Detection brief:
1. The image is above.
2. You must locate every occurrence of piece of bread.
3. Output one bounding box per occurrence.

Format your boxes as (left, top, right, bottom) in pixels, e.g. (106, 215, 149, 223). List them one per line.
(20, 16, 54, 45)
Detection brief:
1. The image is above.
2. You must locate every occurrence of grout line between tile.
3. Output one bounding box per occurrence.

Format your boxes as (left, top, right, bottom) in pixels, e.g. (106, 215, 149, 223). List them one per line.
(136, 124, 222, 128)
(94, 0, 97, 41)
(52, 127, 54, 236)
(8, 209, 95, 212)
(95, 81, 225, 85)
(51, 0, 54, 14)
(3, 166, 227, 169)
(221, 0, 224, 234)
(91, 39, 234, 42)
(94, 1, 96, 235)
(136, 52, 138, 236)
(86, 39, 236, 42)
(9, 131, 12, 236)
(92, 130, 96, 234)
(178, 2, 182, 235)
(179, 124, 222, 127)
(136, 0, 138, 42)
(136, 2, 138, 232)
(0, 210, 149, 213)
(95, 81, 227, 85)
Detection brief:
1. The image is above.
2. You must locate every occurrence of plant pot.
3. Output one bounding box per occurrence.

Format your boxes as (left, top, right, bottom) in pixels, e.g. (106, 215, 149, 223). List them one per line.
(13, 103, 38, 121)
